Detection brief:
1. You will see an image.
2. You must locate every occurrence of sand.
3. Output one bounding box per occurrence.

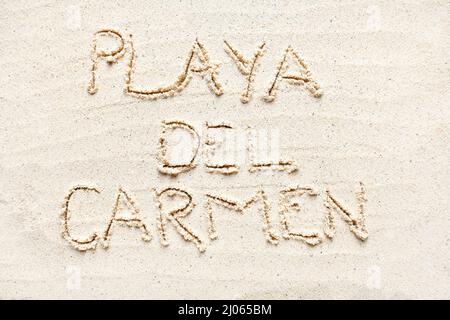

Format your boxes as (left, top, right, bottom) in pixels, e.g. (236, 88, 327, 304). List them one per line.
(0, 0, 449, 299)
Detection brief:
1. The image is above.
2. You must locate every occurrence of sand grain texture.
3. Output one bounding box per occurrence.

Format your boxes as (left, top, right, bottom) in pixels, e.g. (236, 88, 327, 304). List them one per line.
(0, 0, 449, 299)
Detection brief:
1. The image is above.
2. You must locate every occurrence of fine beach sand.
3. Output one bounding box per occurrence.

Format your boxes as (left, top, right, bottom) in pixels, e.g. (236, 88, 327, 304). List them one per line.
(0, 0, 449, 299)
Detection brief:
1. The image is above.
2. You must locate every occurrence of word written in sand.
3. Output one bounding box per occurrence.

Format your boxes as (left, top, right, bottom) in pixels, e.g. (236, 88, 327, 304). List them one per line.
(61, 183, 368, 253)
(157, 120, 298, 176)
(87, 29, 323, 103)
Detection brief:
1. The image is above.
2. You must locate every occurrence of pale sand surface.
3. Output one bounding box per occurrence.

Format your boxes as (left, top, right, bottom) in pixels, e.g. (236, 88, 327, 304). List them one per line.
(0, 0, 449, 299)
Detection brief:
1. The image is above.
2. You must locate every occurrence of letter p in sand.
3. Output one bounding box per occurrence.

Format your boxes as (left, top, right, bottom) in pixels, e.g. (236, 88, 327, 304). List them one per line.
(87, 29, 126, 94)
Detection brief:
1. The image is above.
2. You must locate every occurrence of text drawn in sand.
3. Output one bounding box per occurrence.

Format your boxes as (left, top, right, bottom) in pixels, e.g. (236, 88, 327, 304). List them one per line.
(60, 29, 368, 254)
(87, 29, 323, 103)
(157, 120, 298, 176)
(61, 183, 368, 252)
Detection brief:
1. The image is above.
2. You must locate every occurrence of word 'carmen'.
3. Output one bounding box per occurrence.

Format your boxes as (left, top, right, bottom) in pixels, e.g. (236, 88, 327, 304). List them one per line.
(61, 183, 368, 253)
(87, 29, 323, 103)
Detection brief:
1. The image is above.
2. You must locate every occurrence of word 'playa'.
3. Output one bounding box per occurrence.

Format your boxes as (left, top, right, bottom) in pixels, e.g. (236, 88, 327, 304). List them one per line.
(61, 183, 368, 253)
(87, 29, 323, 103)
